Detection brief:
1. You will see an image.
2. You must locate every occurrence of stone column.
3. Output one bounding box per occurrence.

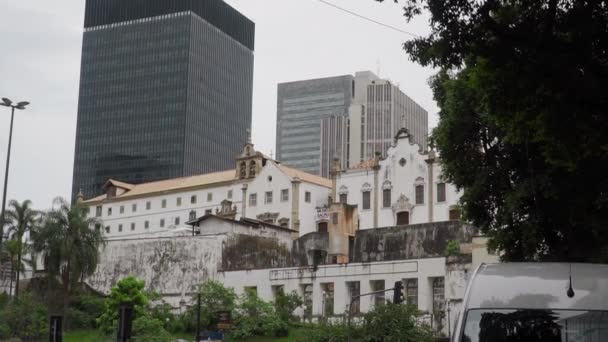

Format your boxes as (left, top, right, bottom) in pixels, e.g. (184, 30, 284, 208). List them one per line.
(291, 177, 301, 232)
(241, 184, 248, 219)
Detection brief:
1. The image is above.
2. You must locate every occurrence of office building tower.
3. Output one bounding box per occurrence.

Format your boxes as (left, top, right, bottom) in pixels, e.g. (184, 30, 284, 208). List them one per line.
(276, 75, 353, 177)
(72, 0, 254, 200)
(276, 71, 428, 176)
(348, 71, 428, 165)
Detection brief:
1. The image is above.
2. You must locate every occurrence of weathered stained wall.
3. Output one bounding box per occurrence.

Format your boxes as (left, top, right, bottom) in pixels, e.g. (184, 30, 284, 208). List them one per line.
(351, 221, 474, 262)
(88, 235, 225, 300)
(221, 234, 292, 271)
(291, 231, 329, 266)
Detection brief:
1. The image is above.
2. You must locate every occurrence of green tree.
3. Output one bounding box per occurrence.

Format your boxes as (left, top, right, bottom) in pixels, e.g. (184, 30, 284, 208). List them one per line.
(97, 276, 149, 335)
(32, 197, 105, 309)
(183, 280, 237, 332)
(230, 289, 284, 340)
(4, 199, 38, 297)
(274, 289, 304, 325)
(378, 0, 608, 261)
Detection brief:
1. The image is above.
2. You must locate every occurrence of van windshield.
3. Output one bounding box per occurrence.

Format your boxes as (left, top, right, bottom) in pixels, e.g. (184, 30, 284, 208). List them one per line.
(462, 309, 608, 342)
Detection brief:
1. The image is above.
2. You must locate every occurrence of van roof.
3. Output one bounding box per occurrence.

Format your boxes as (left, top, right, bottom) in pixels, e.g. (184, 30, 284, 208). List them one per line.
(466, 263, 608, 311)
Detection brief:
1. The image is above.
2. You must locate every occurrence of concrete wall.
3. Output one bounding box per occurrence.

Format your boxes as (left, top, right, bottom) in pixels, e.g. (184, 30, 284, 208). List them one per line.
(88, 235, 225, 306)
(351, 221, 474, 263)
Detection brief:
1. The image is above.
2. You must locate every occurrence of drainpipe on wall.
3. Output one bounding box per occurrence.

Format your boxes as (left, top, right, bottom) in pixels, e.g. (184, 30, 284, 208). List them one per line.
(291, 177, 301, 232)
(373, 152, 381, 228)
(241, 184, 248, 219)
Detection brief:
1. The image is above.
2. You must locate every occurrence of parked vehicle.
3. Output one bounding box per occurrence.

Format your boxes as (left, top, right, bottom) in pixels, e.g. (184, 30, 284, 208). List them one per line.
(452, 263, 608, 342)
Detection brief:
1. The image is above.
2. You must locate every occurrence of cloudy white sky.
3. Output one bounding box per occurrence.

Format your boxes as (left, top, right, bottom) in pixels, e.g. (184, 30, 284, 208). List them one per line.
(0, 0, 437, 210)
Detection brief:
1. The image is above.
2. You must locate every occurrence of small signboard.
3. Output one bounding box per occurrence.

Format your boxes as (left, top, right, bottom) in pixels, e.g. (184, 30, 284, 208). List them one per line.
(216, 310, 232, 330)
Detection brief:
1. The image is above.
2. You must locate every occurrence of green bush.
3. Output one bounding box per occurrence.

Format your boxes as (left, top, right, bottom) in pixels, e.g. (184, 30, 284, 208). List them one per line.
(182, 280, 237, 332)
(132, 315, 173, 342)
(274, 290, 304, 324)
(97, 276, 171, 338)
(65, 293, 106, 330)
(445, 240, 461, 256)
(0, 292, 48, 340)
(230, 289, 285, 340)
(304, 303, 433, 342)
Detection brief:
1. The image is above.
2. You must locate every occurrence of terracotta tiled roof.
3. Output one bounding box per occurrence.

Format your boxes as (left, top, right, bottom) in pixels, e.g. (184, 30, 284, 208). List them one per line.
(277, 164, 332, 188)
(84, 169, 236, 203)
(103, 179, 135, 190)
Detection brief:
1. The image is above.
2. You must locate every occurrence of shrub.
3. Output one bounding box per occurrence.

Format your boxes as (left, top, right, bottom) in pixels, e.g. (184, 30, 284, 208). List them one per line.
(132, 315, 173, 342)
(230, 290, 285, 340)
(274, 290, 303, 324)
(182, 280, 237, 332)
(97, 276, 149, 335)
(445, 240, 461, 256)
(0, 292, 48, 340)
(66, 293, 105, 329)
(304, 303, 433, 342)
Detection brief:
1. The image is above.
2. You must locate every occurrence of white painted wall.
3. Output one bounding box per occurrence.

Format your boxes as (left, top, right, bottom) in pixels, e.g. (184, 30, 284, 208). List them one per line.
(218, 257, 466, 336)
(245, 162, 294, 226)
(336, 133, 461, 229)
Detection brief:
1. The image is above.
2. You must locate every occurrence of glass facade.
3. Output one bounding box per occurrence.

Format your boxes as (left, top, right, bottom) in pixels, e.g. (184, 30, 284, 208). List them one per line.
(72, 0, 254, 200)
(276, 75, 353, 177)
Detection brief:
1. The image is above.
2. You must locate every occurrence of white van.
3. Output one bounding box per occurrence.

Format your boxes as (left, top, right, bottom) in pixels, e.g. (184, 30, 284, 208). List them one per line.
(452, 263, 608, 342)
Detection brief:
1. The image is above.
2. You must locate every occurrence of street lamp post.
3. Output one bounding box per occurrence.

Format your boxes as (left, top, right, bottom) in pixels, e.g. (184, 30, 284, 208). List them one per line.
(0, 97, 29, 256)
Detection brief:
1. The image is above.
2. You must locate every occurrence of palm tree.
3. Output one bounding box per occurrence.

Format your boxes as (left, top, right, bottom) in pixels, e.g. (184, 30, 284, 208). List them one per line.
(4, 199, 38, 297)
(32, 197, 105, 307)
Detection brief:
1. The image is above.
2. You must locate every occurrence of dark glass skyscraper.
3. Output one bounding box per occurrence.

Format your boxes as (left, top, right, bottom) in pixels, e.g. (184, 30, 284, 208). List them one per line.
(72, 0, 254, 200)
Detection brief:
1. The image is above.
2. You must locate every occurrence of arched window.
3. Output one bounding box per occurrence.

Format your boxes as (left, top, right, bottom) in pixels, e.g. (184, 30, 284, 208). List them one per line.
(239, 162, 246, 179)
(249, 161, 256, 178)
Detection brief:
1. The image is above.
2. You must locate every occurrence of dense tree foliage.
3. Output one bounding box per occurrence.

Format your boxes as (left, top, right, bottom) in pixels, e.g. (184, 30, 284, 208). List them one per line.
(380, 0, 608, 261)
(3, 199, 38, 297)
(32, 197, 105, 304)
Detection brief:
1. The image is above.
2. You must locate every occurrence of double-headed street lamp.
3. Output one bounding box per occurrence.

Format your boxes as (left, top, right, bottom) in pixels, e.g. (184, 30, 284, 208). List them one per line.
(0, 97, 29, 253)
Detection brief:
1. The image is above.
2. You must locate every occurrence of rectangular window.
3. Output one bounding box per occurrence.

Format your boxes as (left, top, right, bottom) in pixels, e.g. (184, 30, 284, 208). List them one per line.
(118, 224, 123, 232)
(265, 191, 273, 204)
(191, 195, 197, 204)
(130, 223, 135, 231)
(160, 219, 165, 228)
(205, 209, 212, 215)
(406, 279, 418, 308)
(145, 221, 149, 229)
(305, 191, 311, 203)
(415, 185, 424, 204)
(207, 193, 213, 202)
(249, 193, 257, 206)
(107, 207, 112, 216)
(95, 206, 102, 217)
(104, 226, 110, 234)
(332, 212, 338, 224)
(371, 280, 385, 307)
(120, 205, 124, 214)
(321, 283, 334, 316)
(146, 201, 151, 210)
(176, 197, 182, 206)
(362, 191, 371, 210)
(175, 217, 180, 225)
(437, 183, 446, 202)
(244, 286, 257, 296)
(227, 190, 233, 199)
(281, 189, 289, 202)
(346, 281, 360, 314)
(383, 188, 391, 207)
(432, 277, 445, 313)
(161, 199, 167, 208)
(132, 204, 137, 212)
(339, 193, 347, 204)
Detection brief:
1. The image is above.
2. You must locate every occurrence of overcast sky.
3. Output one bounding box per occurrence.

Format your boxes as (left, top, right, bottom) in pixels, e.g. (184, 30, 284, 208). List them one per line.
(0, 0, 437, 210)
